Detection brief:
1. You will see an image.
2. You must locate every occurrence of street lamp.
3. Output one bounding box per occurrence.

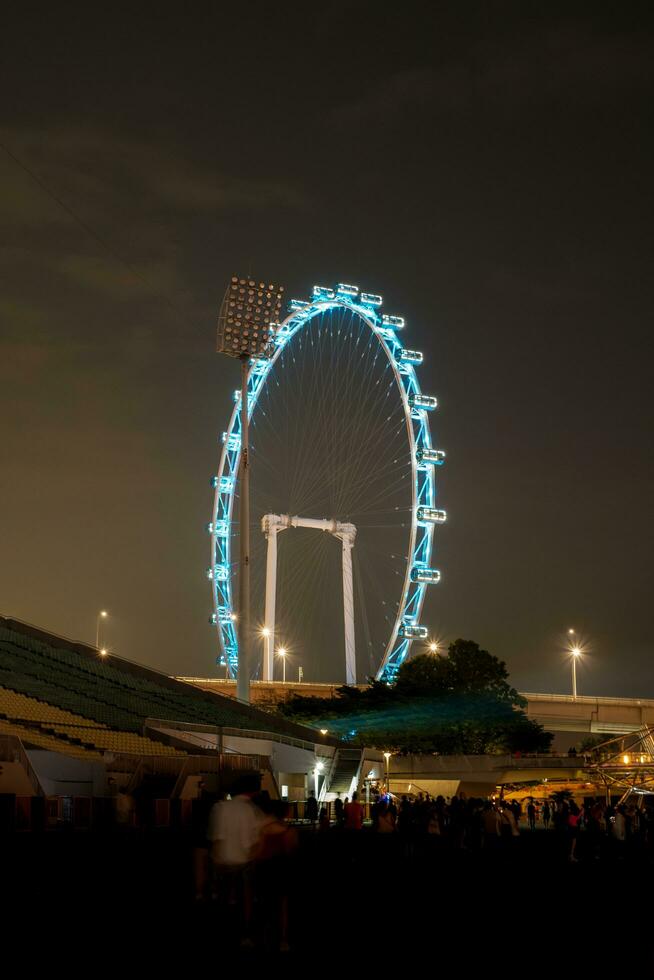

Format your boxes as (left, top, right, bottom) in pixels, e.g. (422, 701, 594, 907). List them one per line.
(99, 648, 108, 657)
(383, 751, 391, 795)
(571, 647, 581, 699)
(260, 627, 271, 680)
(277, 646, 287, 684)
(428, 641, 439, 654)
(314, 759, 325, 801)
(216, 276, 285, 703)
(96, 610, 108, 650)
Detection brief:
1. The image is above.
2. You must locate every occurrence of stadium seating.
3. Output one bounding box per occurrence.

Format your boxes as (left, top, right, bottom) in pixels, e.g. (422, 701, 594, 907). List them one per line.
(0, 618, 323, 760)
(0, 717, 104, 761)
(0, 685, 184, 758)
(0, 686, 109, 727)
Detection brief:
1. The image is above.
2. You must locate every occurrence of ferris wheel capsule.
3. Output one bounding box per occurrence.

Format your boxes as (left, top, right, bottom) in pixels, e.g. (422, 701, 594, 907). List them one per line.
(409, 393, 438, 411)
(398, 348, 423, 365)
(417, 447, 446, 465)
(411, 566, 442, 584)
(417, 507, 447, 525)
(399, 623, 429, 639)
(382, 314, 405, 329)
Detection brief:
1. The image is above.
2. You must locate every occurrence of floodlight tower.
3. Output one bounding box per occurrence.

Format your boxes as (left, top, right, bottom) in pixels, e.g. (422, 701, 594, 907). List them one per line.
(216, 276, 285, 702)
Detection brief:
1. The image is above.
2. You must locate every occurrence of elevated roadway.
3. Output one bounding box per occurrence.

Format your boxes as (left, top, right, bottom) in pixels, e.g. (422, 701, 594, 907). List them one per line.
(523, 692, 654, 735)
(388, 752, 593, 797)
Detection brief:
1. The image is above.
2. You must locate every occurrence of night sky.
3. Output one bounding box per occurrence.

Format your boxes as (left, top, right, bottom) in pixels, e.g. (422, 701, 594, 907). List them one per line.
(1, 4, 653, 696)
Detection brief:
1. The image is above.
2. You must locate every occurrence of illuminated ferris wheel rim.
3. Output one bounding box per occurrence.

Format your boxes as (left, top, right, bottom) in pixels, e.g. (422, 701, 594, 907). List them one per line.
(209, 284, 446, 682)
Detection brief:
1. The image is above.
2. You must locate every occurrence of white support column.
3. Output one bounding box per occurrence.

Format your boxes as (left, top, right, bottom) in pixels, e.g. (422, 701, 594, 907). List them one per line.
(263, 523, 278, 681)
(339, 531, 357, 685)
(261, 513, 357, 686)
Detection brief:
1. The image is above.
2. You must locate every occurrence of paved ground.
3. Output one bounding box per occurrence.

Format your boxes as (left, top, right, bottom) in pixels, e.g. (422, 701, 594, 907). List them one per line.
(2, 828, 652, 970)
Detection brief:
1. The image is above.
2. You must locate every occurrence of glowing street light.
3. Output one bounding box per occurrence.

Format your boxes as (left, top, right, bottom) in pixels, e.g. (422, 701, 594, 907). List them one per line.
(216, 275, 285, 703)
(277, 646, 287, 684)
(428, 641, 439, 654)
(100, 648, 108, 657)
(96, 610, 108, 650)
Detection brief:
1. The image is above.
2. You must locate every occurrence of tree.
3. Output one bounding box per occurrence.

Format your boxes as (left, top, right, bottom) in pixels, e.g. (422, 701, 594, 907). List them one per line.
(394, 640, 525, 705)
(278, 639, 552, 755)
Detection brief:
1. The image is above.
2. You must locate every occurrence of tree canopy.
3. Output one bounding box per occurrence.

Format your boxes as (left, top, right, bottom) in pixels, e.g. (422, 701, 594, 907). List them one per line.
(278, 639, 551, 755)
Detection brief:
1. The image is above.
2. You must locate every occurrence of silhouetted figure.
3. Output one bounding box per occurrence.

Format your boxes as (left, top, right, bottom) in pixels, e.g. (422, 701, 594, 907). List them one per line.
(344, 791, 364, 830)
(527, 801, 536, 831)
(114, 787, 135, 830)
(208, 774, 262, 946)
(568, 801, 582, 862)
(254, 794, 298, 952)
(191, 779, 214, 900)
(305, 790, 318, 825)
(376, 802, 396, 833)
(334, 792, 344, 826)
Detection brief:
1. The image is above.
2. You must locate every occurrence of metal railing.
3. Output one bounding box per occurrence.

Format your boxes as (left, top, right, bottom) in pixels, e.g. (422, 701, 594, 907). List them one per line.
(522, 692, 654, 708)
(144, 717, 330, 755)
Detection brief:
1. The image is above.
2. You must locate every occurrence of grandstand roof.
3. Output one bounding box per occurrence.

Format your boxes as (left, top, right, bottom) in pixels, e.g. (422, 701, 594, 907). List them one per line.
(0, 616, 335, 752)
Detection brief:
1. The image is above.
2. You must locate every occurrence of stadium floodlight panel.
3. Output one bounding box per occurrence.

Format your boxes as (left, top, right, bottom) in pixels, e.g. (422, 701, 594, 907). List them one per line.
(217, 275, 285, 359)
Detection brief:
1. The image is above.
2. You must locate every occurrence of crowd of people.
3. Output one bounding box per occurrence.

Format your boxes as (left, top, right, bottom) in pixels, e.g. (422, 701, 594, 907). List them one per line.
(189, 776, 653, 951)
(343, 791, 654, 863)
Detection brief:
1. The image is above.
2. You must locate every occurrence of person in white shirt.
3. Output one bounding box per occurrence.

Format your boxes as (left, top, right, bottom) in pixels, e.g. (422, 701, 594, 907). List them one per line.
(207, 774, 262, 942)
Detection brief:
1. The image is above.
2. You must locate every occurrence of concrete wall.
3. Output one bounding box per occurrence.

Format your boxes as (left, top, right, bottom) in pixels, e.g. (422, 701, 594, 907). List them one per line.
(27, 750, 106, 797)
(0, 761, 37, 796)
(174, 677, 363, 706)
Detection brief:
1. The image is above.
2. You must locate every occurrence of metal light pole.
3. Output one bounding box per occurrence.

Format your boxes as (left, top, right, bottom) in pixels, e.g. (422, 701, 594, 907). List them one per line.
(571, 647, 581, 699)
(278, 647, 287, 684)
(96, 610, 108, 650)
(215, 276, 285, 703)
(567, 629, 581, 700)
(384, 751, 391, 795)
(237, 354, 251, 702)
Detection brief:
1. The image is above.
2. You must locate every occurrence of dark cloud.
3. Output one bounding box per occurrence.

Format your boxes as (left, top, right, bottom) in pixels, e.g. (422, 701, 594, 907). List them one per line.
(334, 28, 653, 125)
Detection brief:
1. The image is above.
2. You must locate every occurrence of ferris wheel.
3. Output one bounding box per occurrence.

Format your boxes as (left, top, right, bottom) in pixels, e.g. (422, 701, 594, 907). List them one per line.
(208, 282, 446, 684)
